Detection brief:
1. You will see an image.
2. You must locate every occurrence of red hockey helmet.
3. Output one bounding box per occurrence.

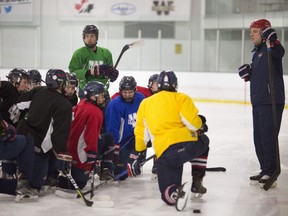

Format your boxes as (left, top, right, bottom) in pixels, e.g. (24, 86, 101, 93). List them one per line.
(250, 19, 271, 30)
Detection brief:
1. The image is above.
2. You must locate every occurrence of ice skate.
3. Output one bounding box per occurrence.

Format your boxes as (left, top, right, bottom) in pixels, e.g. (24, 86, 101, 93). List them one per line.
(42, 176, 57, 193)
(15, 180, 38, 202)
(151, 164, 157, 180)
(175, 182, 190, 211)
(259, 175, 277, 189)
(249, 174, 263, 186)
(99, 168, 114, 181)
(191, 171, 207, 199)
(1, 171, 17, 180)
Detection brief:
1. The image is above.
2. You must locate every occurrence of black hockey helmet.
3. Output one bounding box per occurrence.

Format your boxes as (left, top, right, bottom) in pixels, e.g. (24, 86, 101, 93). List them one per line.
(27, 69, 42, 84)
(6, 68, 30, 84)
(83, 81, 105, 99)
(82, 25, 99, 38)
(66, 72, 78, 87)
(157, 70, 178, 92)
(82, 25, 99, 48)
(119, 76, 137, 91)
(147, 73, 159, 89)
(45, 69, 67, 89)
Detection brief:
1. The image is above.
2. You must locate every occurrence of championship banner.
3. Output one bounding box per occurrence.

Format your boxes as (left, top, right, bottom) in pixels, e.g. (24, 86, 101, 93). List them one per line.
(0, 0, 33, 22)
(58, 0, 190, 21)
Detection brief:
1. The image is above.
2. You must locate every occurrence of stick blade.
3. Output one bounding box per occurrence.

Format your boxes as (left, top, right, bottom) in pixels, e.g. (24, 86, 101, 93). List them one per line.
(76, 190, 94, 207)
(205, 167, 226, 172)
(85, 199, 94, 207)
(127, 39, 145, 48)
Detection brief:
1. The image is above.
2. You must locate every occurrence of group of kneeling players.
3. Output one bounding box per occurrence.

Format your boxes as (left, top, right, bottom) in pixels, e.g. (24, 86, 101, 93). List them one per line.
(0, 68, 209, 211)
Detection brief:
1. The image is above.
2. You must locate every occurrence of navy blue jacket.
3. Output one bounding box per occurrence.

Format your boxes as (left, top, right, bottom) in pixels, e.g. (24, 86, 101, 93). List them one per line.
(250, 41, 285, 106)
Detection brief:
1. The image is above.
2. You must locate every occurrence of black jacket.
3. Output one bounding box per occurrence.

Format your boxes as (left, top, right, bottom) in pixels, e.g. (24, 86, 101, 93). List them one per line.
(0, 81, 20, 126)
(17, 89, 72, 154)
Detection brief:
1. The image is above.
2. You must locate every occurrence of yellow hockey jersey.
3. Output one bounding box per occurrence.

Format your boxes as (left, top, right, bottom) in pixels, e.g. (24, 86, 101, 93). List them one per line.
(134, 90, 203, 158)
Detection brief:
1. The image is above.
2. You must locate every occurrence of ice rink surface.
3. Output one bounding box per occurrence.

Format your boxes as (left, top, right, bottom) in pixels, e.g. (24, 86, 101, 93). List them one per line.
(0, 70, 287, 216)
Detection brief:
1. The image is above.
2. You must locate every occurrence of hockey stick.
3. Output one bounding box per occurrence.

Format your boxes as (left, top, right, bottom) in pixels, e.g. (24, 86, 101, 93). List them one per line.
(205, 167, 226, 172)
(263, 41, 281, 191)
(62, 170, 93, 207)
(55, 153, 155, 200)
(114, 40, 144, 69)
(80, 154, 156, 198)
(87, 135, 135, 198)
(55, 169, 129, 200)
(103, 135, 135, 156)
(80, 136, 135, 198)
(89, 167, 95, 199)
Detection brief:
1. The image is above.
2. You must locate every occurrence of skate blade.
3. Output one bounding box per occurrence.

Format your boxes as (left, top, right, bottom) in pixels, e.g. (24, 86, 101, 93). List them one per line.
(15, 194, 38, 203)
(175, 182, 190, 211)
(191, 192, 203, 199)
(259, 181, 277, 189)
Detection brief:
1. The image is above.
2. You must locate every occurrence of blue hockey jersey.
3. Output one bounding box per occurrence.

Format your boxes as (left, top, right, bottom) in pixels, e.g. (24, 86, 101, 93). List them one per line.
(105, 92, 144, 149)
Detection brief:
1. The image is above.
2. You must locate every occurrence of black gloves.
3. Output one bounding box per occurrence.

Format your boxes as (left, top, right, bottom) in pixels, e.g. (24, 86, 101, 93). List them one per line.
(0, 120, 16, 142)
(261, 28, 277, 42)
(238, 64, 251, 82)
(93, 64, 119, 82)
(198, 115, 208, 134)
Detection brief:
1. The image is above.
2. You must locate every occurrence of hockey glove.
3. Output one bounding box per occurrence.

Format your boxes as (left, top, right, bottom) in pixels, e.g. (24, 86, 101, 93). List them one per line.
(86, 150, 98, 167)
(197, 115, 208, 134)
(198, 115, 206, 124)
(55, 153, 72, 172)
(93, 64, 110, 77)
(0, 120, 16, 142)
(138, 150, 147, 165)
(113, 144, 121, 163)
(238, 64, 251, 82)
(93, 64, 119, 82)
(261, 28, 277, 42)
(127, 150, 142, 177)
(107, 68, 119, 82)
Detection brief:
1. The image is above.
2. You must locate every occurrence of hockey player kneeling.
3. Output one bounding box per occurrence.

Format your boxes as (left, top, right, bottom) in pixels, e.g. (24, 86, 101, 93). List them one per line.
(129, 71, 210, 211)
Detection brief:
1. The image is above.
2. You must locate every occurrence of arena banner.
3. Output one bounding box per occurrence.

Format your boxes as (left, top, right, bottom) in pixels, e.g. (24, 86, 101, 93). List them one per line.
(0, 0, 33, 22)
(58, 0, 190, 21)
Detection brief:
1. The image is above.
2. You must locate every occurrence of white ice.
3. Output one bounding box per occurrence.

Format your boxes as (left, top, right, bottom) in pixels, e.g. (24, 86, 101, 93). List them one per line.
(0, 70, 287, 216)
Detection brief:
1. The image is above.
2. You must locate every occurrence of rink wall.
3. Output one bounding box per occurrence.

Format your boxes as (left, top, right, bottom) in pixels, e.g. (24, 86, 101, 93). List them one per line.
(1, 69, 287, 107)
